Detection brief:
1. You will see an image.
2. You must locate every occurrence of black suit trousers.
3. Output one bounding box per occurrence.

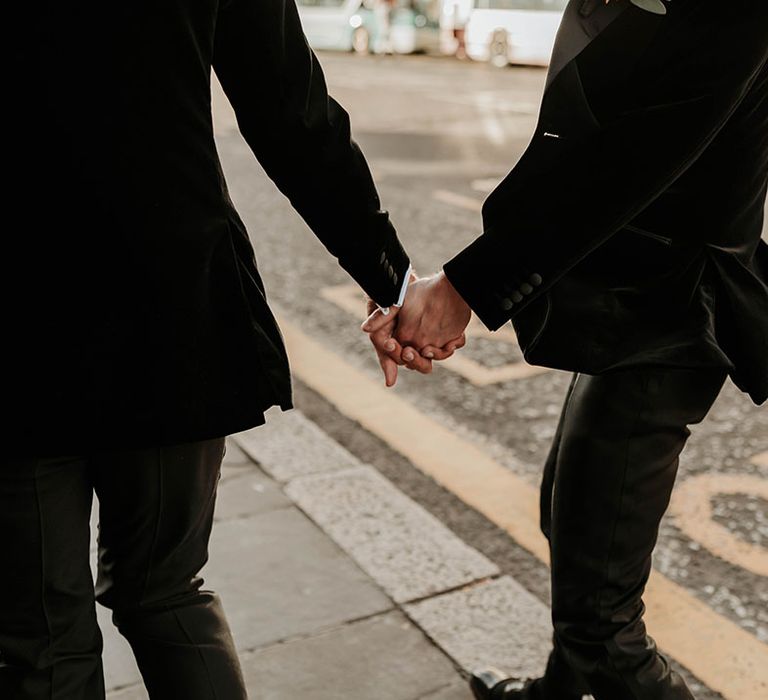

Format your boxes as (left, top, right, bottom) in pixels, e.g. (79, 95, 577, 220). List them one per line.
(0, 439, 246, 700)
(538, 367, 727, 700)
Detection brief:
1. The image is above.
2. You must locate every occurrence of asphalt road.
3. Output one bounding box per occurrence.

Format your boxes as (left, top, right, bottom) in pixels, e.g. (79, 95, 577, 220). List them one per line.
(212, 52, 768, 697)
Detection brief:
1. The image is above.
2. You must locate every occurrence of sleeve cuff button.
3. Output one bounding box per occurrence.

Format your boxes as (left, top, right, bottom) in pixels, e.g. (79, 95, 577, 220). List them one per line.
(501, 298, 515, 311)
(511, 291, 524, 303)
(520, 283, 533, 295)
(529, 273, 543, 286)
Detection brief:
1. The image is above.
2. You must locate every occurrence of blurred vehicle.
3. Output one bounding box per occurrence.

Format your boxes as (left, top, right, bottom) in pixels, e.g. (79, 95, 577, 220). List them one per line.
(296, 0, 441, 55)
(464, 0, 567, 67)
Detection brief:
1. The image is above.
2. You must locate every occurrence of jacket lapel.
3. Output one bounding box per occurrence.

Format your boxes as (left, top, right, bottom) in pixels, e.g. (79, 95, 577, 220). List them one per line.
(546, 0, 630, 91)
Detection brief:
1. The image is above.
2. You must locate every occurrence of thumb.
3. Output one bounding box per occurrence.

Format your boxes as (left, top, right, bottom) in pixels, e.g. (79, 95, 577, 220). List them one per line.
(362, 305, 400, 333)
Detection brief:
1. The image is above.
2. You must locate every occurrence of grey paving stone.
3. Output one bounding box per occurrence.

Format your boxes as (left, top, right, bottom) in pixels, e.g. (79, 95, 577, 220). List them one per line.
(221, 439, 256, 483)
(285, 466, 499, 603)
(404, 577, 552, 680)
(221, 461, 255, 482)
(240, 611, 463, 700)
(224, 437, 253, 467)
(206, 507, 393, 650)
(234, 408, 360, 482)
(215, 471, 291, 521)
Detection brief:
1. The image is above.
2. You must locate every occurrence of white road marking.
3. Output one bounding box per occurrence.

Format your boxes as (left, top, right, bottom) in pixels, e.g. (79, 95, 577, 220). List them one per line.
(433, 188, 483, 212)
(471, 178, 501, 193)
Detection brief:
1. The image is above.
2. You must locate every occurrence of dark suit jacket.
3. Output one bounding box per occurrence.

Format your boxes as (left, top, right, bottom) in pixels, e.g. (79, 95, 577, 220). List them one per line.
(444, 0, 768, 404)
(7, 1, 410, 455)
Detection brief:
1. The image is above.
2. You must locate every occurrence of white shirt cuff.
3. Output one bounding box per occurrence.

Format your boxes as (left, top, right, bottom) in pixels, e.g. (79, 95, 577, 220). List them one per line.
(379, 263, 412, 315)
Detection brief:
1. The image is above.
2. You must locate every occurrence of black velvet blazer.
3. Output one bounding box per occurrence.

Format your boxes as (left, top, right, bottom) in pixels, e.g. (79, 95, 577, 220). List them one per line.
(445, 0, 768, 404)
(7, 1, 410, 455)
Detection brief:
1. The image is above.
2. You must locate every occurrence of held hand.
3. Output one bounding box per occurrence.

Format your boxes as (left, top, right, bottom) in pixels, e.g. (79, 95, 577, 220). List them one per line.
(393, 272, 471, 355)
(363, 297, 433, 387)
(363, 272, 470, 385)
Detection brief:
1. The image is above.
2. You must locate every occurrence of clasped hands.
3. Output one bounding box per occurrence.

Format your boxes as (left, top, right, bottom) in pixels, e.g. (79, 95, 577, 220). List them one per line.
(361, 271, 472, 387)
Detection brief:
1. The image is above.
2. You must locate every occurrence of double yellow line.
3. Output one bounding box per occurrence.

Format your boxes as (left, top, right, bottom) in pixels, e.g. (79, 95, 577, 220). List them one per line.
(276, 312, 768, 700)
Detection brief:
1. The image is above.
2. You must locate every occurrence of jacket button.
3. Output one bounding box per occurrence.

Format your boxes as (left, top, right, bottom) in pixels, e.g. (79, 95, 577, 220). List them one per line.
(529, 273, 543, 286)
(501, 298, 514, 311)
(511, 291, 524, 303)
(388, 264, 395, 278)
(393, 273, 399, 286)
(520, 283, 533, 295)
(380, 251, 387, 265)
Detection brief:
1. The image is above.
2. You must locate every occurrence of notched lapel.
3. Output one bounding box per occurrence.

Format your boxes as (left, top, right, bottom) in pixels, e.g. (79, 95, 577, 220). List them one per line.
(547, 0, 629, 90)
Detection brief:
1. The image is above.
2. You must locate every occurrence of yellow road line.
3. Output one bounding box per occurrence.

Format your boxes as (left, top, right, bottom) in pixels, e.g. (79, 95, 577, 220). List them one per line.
(277, 312, 768, 700)
(671, 474, 768, 577)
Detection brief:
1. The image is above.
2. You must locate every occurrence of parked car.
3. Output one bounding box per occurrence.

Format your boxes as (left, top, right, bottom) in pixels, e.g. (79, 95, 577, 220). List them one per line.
(464, 0, 567, 67)
(296, 0, 440, 55)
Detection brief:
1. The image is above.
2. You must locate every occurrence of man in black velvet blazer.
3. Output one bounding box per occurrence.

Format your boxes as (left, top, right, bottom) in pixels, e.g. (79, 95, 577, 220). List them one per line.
(366, 1, 768, 698)
(2, 2, 428, 698)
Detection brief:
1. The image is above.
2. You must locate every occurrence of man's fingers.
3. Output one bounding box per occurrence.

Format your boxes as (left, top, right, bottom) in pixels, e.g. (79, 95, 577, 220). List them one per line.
(362, 306, 399, 333)
(420, 334, 467, 361)
(379, 354, 399, 387)
(401, 346, 433, 374)
(450, 334, 467, 351)
(370, 327, 405, 365)
(421, 345, 455, 361)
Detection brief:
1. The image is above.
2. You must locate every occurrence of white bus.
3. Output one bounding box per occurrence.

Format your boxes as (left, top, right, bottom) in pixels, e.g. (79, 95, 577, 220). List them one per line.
(464, 0, 567, 67)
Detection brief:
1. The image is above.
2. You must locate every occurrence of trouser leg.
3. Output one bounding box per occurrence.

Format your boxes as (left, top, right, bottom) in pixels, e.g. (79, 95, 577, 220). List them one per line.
(536, 374, 591, 699)
(0, 457, 104, 700)
(539, 368, 726, 699)
(93, 438, 247, 700)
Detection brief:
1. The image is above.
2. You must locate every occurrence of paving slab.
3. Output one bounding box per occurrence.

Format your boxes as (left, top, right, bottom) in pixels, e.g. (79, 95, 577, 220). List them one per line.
(224, 437, 254, 467)
(404, 577, 552, 680)
(240, 611, 464, 700)
(221, 438, 257, 483)
(285, 465, 499, 603)
(234, 408, 360, 481)
(215, 471, 292, 520)
(206, 506, 393, 650)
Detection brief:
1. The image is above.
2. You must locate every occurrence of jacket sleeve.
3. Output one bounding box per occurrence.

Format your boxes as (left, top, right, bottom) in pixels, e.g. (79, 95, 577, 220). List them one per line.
(212, 0, 409, 306)
(443, 0, 768, 331)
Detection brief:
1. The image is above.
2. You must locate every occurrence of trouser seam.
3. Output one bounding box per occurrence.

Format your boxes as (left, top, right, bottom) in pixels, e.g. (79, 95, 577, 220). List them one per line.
(594, 372, 650, 699)
(549, 374, 580, 540)
(140, 450, 165, 605)
(171, 607, 220, 700)
(33, 462, 55, 700)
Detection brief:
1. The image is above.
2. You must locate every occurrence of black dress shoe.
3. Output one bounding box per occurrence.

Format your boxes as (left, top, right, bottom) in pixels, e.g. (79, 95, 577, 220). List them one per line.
(470, 669, 589, 700)
(469, 668, 538, 699)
